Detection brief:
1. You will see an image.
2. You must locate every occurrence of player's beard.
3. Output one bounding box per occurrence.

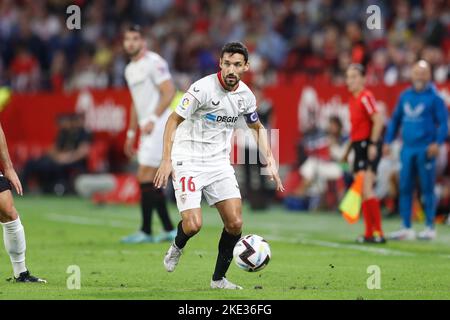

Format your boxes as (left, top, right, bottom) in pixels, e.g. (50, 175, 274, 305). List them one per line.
(127, 46, 143, 59)
(225, 75, 239, 88)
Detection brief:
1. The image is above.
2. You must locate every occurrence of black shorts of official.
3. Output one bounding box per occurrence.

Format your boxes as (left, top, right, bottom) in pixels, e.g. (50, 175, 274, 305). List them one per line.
(0, 176, 12, 193)
(351, 140, 382, 173)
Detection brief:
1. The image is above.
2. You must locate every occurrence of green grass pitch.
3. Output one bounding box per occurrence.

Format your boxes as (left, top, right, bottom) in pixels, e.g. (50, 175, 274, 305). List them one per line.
(1, 196, 450, 300)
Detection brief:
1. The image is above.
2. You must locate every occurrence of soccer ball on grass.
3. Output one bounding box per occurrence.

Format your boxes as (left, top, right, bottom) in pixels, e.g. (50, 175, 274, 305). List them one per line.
(233, 234, 271, 272)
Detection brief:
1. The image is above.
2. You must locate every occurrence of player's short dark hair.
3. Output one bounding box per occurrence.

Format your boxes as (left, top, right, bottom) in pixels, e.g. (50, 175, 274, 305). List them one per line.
(348, 63, 366, 76)
(221, 42, 249, 63)
(126, 24, 143, 36)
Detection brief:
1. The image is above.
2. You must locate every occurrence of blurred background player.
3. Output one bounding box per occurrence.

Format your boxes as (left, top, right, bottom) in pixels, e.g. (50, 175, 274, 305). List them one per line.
(121, 25, 176, 244)
(0, 122, 45, 283)
(343, 64, 386, 244)
(384, 60, 448, 241)
(155, 42, 284, 289)
(294, 115, 349, 210)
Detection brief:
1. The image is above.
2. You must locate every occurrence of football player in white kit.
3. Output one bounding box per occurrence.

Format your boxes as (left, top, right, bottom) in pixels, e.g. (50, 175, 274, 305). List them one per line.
(121, 25, 176, 243)
(0, 123, 46, 283)
(155, 42, 284, 289)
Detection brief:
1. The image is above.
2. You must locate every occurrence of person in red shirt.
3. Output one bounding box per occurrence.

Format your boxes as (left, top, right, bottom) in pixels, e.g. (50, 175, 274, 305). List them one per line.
(344, 64, 386, 243)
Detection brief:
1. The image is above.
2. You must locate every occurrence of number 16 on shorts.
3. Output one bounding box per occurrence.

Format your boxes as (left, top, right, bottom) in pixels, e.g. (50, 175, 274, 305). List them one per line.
(174, 175, 199, 211)
(180, 176, 196, 192)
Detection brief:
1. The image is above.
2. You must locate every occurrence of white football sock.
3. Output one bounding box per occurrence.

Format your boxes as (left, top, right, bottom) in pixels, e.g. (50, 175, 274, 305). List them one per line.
(2, 217, 27, 278)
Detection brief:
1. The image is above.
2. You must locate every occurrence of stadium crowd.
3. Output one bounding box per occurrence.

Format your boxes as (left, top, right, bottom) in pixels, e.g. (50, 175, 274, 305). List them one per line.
(0, 0, 448, 92)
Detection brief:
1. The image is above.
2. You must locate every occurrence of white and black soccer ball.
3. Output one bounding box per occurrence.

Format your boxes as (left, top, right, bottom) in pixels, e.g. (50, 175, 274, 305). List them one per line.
(233, 234, 271, 272)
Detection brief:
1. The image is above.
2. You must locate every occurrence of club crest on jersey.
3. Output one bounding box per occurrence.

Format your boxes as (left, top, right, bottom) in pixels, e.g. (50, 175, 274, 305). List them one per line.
(180, 193, 187, 203)
(238, 100, 245, 113)
(203, 113, 238, 123)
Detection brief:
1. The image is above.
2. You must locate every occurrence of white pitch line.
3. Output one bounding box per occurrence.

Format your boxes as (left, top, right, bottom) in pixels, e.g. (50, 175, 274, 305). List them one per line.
(265, 235, 416, 257)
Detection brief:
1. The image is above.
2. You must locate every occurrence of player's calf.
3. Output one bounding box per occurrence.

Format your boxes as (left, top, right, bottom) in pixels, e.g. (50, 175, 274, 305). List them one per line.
(0, 188, 45, 283)
(1, 216, 27, 278)
(0, 191, 19, 223)
(212, 228, 241, 282)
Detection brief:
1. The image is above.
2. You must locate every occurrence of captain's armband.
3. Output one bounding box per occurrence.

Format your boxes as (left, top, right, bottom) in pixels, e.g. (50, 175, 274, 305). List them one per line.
(244, 111, 259, 124)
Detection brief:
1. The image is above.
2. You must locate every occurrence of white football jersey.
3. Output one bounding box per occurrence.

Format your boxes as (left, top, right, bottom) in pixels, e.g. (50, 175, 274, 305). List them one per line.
(172, 72, 257, 167)
(124, 51, 171, 127)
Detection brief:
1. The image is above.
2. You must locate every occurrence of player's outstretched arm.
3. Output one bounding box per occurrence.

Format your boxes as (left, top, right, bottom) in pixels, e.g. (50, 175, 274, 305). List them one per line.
(0, 123, 22, 195)
(246, 120, 285, 192)
(154, 112, 185, 189)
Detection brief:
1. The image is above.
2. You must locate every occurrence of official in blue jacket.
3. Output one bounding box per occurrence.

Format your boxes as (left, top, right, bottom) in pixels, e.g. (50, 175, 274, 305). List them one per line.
(384, 60, 448, 240)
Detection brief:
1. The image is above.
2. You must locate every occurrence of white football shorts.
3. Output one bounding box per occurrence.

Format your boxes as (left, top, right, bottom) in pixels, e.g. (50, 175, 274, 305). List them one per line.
(171, 162, 241, 212)
(137, 109, 170, 167)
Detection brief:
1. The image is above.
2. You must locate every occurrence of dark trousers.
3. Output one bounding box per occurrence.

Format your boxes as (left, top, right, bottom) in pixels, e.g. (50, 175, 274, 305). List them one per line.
(21, 155, 86, 193)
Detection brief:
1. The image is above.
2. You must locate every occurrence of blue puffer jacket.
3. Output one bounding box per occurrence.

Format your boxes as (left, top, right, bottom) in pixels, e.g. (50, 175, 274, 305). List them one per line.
(385, 83, 448, 147)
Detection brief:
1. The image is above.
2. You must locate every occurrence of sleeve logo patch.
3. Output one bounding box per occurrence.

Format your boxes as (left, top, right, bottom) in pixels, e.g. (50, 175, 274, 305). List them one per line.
(182, 97, 190, 107)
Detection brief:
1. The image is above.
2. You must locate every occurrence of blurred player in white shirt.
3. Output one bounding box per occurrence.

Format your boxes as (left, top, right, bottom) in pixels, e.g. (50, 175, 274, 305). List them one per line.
(155, 42, 284, 289)
(121, 25, 176, 244)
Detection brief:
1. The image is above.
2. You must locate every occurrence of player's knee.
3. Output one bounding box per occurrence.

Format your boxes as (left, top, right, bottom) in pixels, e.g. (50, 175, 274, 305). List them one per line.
(226, 218, 243, 235)
(0, 205, 18, 223)
(185, 220, 202, 235)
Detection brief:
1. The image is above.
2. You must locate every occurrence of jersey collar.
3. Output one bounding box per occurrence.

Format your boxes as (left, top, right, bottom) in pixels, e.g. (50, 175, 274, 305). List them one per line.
(352, 88, 365, 99)
(132, 49, 147, 62)
(412, 82, 433, 93)
(217, 71, 239, 92)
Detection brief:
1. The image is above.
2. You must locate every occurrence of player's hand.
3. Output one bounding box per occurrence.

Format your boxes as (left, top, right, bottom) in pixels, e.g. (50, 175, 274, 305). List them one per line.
(427, 143, 439, 159)
(3, 167, 23, 196)
(266, 158, 285, 192)
(124, 137, 136, 158)
(141, 121, 155, 135)
(368, 144, 378, 161)
(154, 159, 173, 189)
(383, 144, 391, 157)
